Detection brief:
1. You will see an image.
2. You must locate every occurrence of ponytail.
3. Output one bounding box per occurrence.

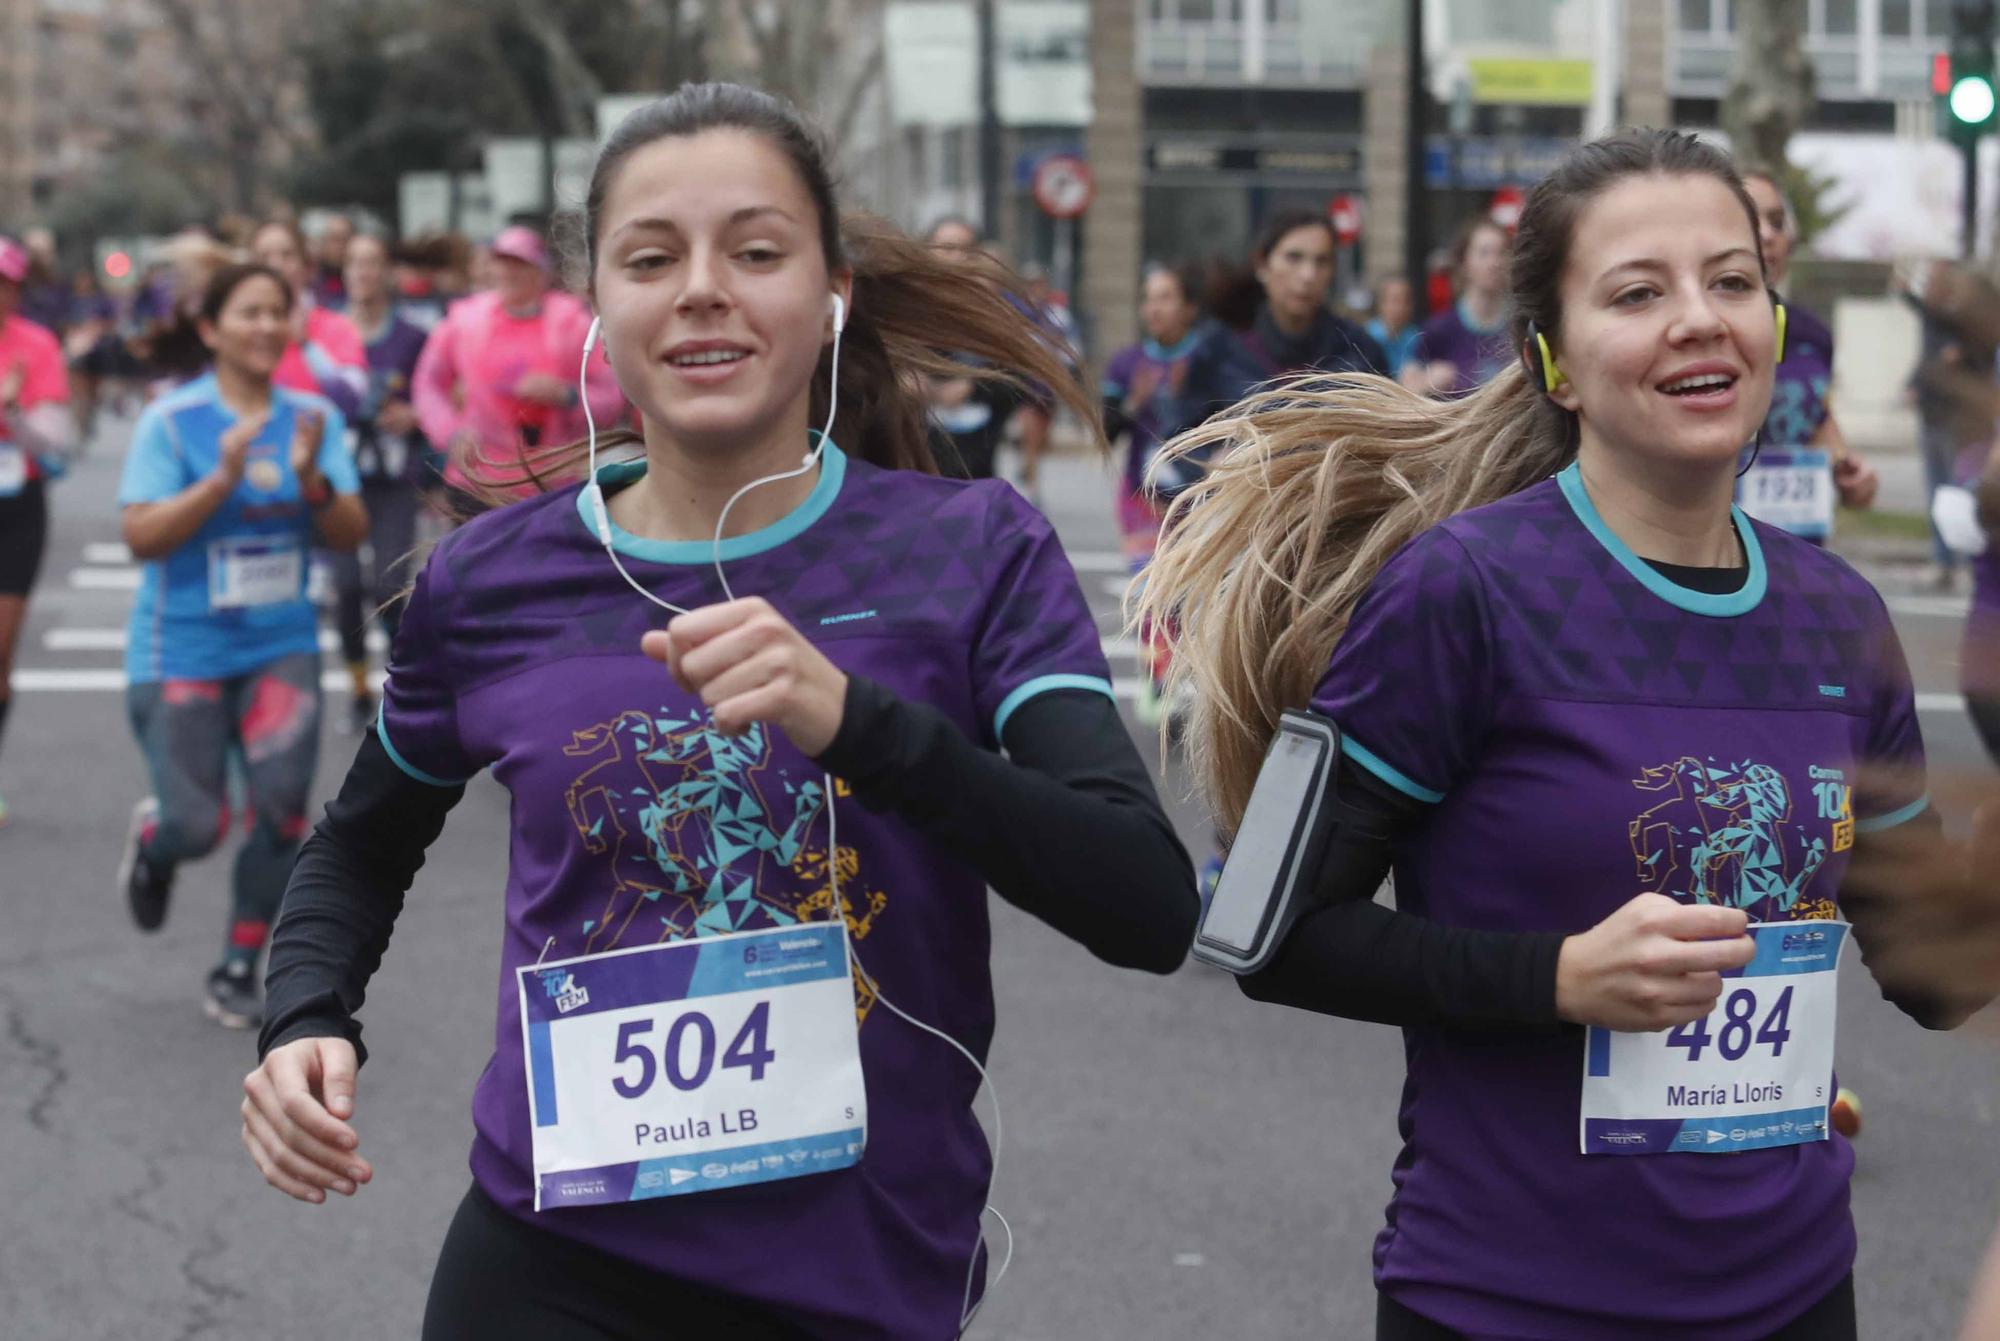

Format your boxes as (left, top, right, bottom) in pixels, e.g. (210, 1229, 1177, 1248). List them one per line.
(455, 81, 1102, 504)
(456, 211, 1101, 504)
(1135, 367, 1564, 829)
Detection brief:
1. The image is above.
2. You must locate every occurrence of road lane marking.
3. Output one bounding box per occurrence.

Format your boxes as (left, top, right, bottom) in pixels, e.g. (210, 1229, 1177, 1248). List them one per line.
(44, 627, 388, 653)
(67, 567, 141, 590)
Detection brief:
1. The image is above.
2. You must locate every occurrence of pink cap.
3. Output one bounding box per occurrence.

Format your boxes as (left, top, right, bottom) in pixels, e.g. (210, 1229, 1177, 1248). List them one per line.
(490, 225, 550, 272)
(0, 236, 27, 284)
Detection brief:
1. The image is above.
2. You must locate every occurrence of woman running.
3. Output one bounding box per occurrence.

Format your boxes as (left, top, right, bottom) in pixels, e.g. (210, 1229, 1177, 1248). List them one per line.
(1401, 214, 1513, 397)
(251, 218, 367, 419)
(1365, 274, 1422, 382)
(1141, 128, 1993, 1341)
(0, 234, 76, 828)
(1174, 208, 1387, 436)
(921, 217, 1035, 483)
(328, 231, 433, 732)
(116, 262, 365, 1028)
(411, 224, 620, 510)
(1734, 169, 1876, 544)
(239, 83, 1196, 1341)
(1101, 260, 1210, 722)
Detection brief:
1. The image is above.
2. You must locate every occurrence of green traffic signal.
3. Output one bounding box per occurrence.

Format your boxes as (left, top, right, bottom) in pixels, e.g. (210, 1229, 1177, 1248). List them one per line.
(1952, 73, 1998, 124)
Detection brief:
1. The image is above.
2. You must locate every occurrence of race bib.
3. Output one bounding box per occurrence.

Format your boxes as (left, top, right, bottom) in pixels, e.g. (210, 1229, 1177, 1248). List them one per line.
(207, 537, 305, 610)
(518, 920, 867, 1211)
(1580, 921, 1846, 1155)
(306, 553, 333, 607)
(1738, 449, 1835, 540)
(0, 443, 25, 498)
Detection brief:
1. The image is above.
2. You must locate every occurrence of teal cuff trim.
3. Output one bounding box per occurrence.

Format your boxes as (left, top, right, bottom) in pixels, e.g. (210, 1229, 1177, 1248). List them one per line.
(994, 673, 1116, 742)
(1343, 734, 1445, 804)
(1556, 461, 1767, 617)
(1854, 794, 1930, 834)
(376, 704, 467, 788)
(575, 434, 846, 564)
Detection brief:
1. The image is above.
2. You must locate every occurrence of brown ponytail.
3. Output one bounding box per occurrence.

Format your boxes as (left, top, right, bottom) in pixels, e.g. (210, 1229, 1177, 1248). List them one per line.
(458, 82, 1100, 501)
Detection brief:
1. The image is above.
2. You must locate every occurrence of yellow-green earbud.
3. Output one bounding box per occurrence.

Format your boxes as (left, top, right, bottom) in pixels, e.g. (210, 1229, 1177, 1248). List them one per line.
(1536, 330, 1566, 391)
(1774, 302, 1787, 365)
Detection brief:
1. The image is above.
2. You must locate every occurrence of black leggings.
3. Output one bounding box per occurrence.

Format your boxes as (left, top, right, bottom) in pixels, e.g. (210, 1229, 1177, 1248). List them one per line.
(1376, 1271, 1856, 1341)
(422, 1183, 812, 1341)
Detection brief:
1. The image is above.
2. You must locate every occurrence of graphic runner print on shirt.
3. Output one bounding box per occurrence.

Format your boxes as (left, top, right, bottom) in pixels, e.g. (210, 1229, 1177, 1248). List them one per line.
(563, 706, 887, 1020)
(1629, 756, 1849, 922)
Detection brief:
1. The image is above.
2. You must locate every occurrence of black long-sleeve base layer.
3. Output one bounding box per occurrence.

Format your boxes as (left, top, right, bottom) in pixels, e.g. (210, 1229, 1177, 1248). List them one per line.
(1238, 558, 1971, 1034)
(260, 680, 1199, 1063)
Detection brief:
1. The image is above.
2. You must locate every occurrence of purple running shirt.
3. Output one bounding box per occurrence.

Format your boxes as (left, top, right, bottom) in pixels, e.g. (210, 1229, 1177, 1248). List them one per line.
(1311, 462, 1927, 1340)
(378, 439, 1114, 1339)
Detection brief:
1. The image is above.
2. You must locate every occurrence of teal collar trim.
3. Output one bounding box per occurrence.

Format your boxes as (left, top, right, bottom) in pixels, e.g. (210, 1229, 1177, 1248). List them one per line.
(1141, 331, 1203, 362)
(1456, 298, 1507, 336)
(1556, 462, 1767, 617)
(575, 435, 847, 564)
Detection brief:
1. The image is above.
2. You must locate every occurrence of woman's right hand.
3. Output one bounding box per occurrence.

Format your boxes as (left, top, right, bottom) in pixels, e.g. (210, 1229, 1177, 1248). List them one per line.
(241, 1036, 372, 1204)
(1555, 893, 1757, 1032)
(215, 414, 267, 489)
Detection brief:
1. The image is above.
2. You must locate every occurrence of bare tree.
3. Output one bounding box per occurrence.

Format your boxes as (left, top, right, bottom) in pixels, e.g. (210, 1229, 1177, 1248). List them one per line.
(1721, 0, 1815, 175)
(705, 0, 886, 151)
(151, 0, 317, 212)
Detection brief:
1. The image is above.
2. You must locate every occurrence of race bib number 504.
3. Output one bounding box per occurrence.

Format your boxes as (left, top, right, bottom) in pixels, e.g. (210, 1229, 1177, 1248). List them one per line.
(1580, 921, 1847, 1155)
(517, 921, 866, 1210)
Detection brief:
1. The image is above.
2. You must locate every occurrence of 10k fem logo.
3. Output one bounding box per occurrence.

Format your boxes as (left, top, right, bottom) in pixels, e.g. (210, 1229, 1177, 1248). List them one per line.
(539, 969, 590, 1014)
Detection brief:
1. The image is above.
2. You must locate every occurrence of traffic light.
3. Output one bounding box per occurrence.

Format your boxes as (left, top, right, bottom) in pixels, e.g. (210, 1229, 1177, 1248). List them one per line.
(1949, 0, 1997, 136)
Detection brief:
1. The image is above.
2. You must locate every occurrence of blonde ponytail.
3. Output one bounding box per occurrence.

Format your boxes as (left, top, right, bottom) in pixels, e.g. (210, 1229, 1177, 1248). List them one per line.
(1133, 364, 1568, 830)
(1135, 126, 1769, 832)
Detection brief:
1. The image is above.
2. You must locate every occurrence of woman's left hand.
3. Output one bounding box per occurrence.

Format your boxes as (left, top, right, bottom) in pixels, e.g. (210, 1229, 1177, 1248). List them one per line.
(290, 410, 326, 491)
(642, 598, 848, 757)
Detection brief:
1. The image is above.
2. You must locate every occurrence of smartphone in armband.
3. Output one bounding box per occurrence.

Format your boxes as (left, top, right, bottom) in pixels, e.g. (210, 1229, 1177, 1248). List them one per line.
(1192, 710, 1341, 975)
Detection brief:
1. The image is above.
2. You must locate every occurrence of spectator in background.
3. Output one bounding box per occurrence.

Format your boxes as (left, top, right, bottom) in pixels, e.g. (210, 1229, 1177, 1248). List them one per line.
(1365, 274, 1422, 381)
(1403, 215, 1512, 397)
(313, 213, 354, 309)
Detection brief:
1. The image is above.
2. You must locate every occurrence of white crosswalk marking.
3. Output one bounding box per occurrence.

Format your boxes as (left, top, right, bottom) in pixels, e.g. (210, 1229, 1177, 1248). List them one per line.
(15, 668, 389, 693)
(82, 542, 132, 565)
(1887, 594, 1974, 619)
(44, 627, 388, 654)
(1065, 550, 1130, 574)
(68, 566, 142, 590)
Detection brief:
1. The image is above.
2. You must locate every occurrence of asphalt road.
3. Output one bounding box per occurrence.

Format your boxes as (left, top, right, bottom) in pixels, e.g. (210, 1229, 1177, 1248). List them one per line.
(1, 424, 1996, 1341)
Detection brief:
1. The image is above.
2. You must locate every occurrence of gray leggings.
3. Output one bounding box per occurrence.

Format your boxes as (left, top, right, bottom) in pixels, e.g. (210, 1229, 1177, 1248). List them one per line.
(126, 651, 322, 960)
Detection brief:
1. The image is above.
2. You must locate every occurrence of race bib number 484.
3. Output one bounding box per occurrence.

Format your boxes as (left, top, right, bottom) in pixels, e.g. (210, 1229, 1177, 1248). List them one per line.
(517, 921, 867, 1210)
(1580, 921, 1847, 1155)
